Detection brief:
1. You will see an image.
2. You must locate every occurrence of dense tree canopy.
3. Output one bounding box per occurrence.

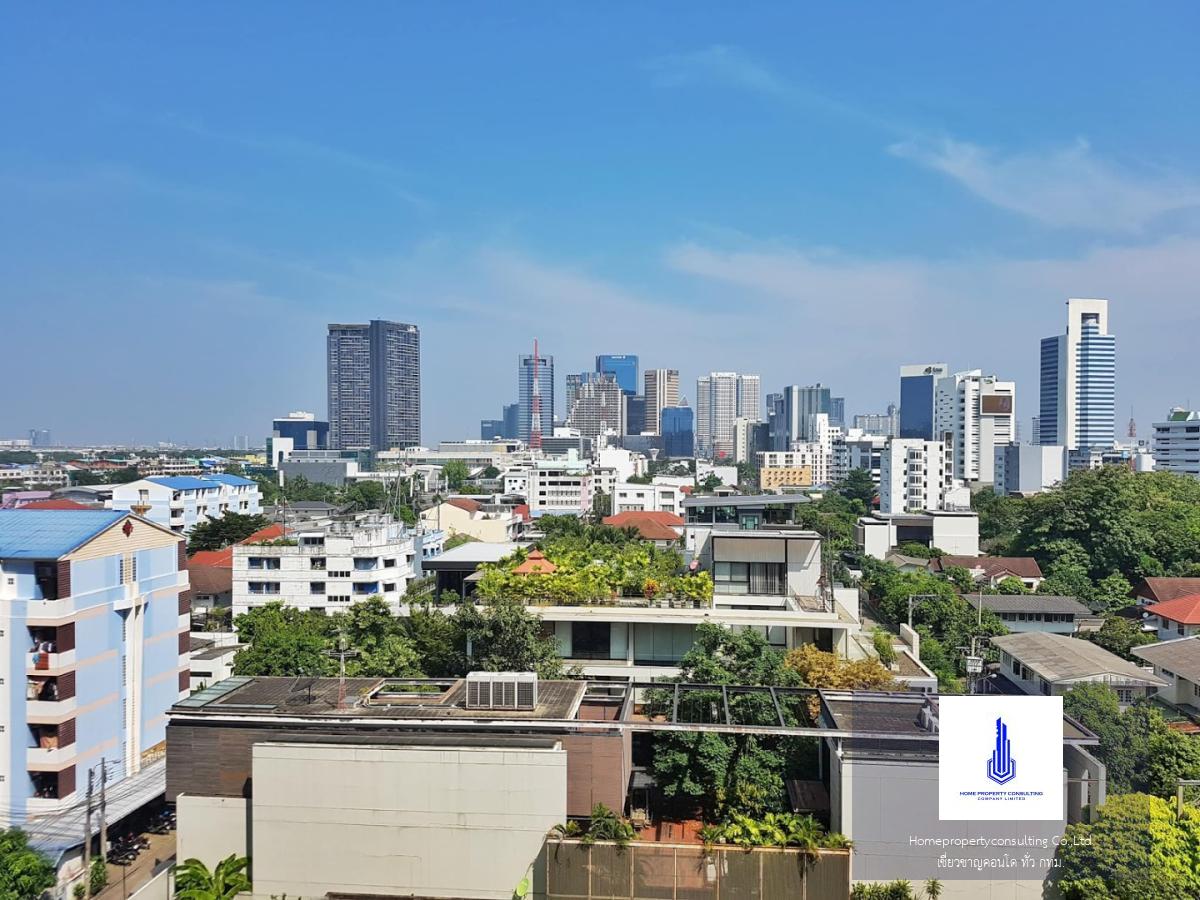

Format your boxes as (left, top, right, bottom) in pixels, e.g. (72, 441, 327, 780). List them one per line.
(0, 828, 55, 900)
(1080, 615, 1157, 661)
(837, 468, 876, 508)
(186, 513, 271, 553)
(442, 459, 469, 490)
(1056, 793, 1200, 900)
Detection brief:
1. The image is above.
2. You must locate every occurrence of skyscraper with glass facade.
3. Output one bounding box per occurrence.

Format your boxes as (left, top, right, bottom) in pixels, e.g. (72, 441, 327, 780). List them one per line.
(595, 355, 639, 396)
(662, 404, 694, 458)
(898, 363, 949, 440)
(327, 320, 420, 451)
(1039, 299, 1115, 450)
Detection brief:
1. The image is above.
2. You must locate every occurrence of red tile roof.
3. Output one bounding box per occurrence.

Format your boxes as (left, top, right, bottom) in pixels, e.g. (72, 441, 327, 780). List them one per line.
(446, 497, 482, 514)
(931, 556, 1043, 580)
(1145, 595, 1200, 626)
(240, 523, 291, 544)
(17, 499, 91, 510)
(188, 548, 233, 569)
(513, 549, 557, 575)
(1137, 578, 1200, 604)
(603, 511, 685, 542)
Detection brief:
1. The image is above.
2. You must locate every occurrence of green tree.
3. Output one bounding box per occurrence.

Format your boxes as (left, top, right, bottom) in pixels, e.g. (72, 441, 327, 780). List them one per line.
(88, 857, 106, 896)
(994, 575, 1028, 595)
(1055, 794, 1200, 900)
(1081, 616, 1157, 661)
(107, 466, 142, 484)
(941, 565, 976, 593)
(453, 597, 564, 678)
(481, 465, 501, 479)
(837, 468, 876, 509)
(697, 473, 723, 493)
(175, 854, 252, 900)
(251, 474, 281, 505)
(402, 604, 465, 677)
(0, 828, 55, 899)
(232, 603, 333, 677)
(590, 490, 612, 520)
(336, 596, 423, 678)
(186, 513, 272, 553)
(442, 460, 469, 490)
(342, 480, 387, 511)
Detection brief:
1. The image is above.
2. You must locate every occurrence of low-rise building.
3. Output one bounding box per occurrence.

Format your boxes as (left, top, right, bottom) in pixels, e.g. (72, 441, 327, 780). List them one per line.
(855, 511, 980, 559)
(1131, 637, 1200, 709)
(420, 497, 524, 543)
(111, 474, 262, 535)
(1142, 594, 1200, 641)
(601, 511, 684, 547)
(990, 631, 1167, 702)
(611, 481, 682, 515)
(759, 447, 829, 487)
(929, 555, 1044, 591)
(758, 466, 813, 492)
(966, 594, 1096, 634)
(993, 443, 1067, 496)
(0, 463, 70, 489)
(1134, 577, 1200, 606)
(0, 509, 189, 880)
(231, 515, 420, 617)
(1152, 408, 1200, 478)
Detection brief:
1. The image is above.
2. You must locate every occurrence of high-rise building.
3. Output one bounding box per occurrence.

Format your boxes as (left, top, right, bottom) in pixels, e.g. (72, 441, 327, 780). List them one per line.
(327, 320, 420, 451)
(776, 384, 832, 447)
(643, 369, 680, 434)
(566, 374, 625, 440)
(1039, 298, 1116, 450)
(853, 404, 899, 438)
(661, 404, 694, 458)
(595, 355, 639, 395)
(518, 352, 555, 444)
(625, 396, 646, 436)
(480, 420, 505, 441)
(1031, 416, 1041, 446)
(737, 375, 761, 423)
(502, 403, 520, 440)
(898, 364, 949, 440)
(879, 439, 966, 514)
(934, 371, 1016, 485)
(273, 411, 329, 450)
(829, 397, 846, 429)
(28, 429, 52, 448)
(695, 373, 761, 458)
(1152, 408, 1200, 478)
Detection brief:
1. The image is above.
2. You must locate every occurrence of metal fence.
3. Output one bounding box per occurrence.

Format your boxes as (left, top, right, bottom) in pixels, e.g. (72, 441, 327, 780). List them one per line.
(533, 840, 851, 900)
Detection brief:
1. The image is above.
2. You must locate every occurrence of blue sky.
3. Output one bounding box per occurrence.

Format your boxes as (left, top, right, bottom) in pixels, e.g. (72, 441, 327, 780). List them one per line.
(3, 4, 1200, 445)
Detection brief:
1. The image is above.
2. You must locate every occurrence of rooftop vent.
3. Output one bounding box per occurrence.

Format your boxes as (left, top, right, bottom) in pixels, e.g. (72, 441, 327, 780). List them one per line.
(465, 671, 537, 711)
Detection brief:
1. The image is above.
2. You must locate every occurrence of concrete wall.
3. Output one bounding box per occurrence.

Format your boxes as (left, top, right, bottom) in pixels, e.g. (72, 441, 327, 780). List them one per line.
(176, 794, 249, 867)
(250, 741, 567, 900)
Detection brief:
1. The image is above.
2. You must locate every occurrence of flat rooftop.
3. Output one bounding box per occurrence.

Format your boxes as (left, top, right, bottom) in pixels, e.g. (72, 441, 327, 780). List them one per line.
(421, 541, 525, 568)
(175, 675, 587, 721)
(683, 494, 813, 509)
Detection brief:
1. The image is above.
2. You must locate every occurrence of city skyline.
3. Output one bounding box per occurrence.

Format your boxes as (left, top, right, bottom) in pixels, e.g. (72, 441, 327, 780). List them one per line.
(5, 6, 1200, 445)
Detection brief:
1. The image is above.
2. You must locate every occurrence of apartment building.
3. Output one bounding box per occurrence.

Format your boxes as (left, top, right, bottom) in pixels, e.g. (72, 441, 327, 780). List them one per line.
(878, 439, 967, 515)
(112, 474, 262, 535)
(231, 516, 420, 617)
(419, 497, 525, 543)
(759, 445, 829, 487)
(934, 370, 1016, 485)
(0, 510, 189, 869)
(566, 374, 626, 440)
(0, 464, 70, 490)
(611, 481, 682, 516)
(1153, 408, 1200, 477)
(524, 460, 616, 518)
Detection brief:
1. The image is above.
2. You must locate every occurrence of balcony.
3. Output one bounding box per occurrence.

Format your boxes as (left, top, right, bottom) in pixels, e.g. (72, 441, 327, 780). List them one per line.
(27, 649, 76, 675)
(27, 744, 76, 769)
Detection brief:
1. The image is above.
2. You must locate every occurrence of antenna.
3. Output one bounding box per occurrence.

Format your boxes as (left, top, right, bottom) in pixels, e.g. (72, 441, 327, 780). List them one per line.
(323, 631, 361, 710)
(1127, 406, 1137, 440)
(530, 338, 543, 452)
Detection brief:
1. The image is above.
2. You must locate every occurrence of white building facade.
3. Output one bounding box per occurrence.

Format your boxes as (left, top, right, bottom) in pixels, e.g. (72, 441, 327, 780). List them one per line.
(934, 370, 1016, 485)
(879, 439, 967, 515)
(112, 474, 262, 535)
(1153, 409, 1200, 477)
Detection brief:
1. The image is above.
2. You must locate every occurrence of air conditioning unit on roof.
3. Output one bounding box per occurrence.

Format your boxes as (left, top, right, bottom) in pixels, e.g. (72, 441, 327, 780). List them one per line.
(465, 671, 537, 710)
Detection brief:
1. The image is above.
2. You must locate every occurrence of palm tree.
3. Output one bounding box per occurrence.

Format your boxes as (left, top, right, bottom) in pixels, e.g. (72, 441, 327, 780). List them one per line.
(174, 855, 251, 900)
(924, 879, 943, 899)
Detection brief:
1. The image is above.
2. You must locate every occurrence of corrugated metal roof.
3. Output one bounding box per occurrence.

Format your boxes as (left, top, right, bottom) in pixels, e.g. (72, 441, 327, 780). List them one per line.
(967, 594, 1092, 615)
(1132, 637, 1200, 684)
(147, 476, 220, 490)
(991, 632, 1168, 686)
(0, 509, 125, 559)
(203, 473, 256, 486)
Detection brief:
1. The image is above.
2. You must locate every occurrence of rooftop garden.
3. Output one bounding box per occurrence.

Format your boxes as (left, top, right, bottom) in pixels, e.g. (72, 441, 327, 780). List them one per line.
(474, 516, 713, 607)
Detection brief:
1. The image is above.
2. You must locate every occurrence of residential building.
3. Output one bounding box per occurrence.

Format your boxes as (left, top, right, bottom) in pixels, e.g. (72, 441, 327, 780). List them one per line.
(732, 416, 769, 463)
(966, 595, 1096, 635)
(853, 404, 899, 438)
(595, 445, 646, 482)
(564, 372, 596, 415)
(502, 402, 520, 440)
(737, 375, 761, 423)
(1142, 595, 1200, 642)
(776, 384, 832, 447)
(135, 457, 206, 478)
(327, 320, 421, 451)
(595, 354, 638, 395)
(419, 497, 524, 543)
(1131, 637, 1200, 709)
(112, 474, 262, 535)
(855, 511, 980, 559)
(524, 459, 614, 518)
(0, 509, 189, 868)
(929, 555, 1043, 591)
(611, 482, 682, 516)
(230, 515, 419, 618)
(566, 374, 625, 440)
(479, 419, 505, 441)
(842, 430, 888, 484)
(187, 633, 240, 692)
(758, 465, 812, 492)
(759, 449, 824, 487)
(878, 439, 964, 515)
(186, 548, 233, 611)
(1039, 298, 1115, 450)
(28, 429, 53, 448)
(990, 631, 1166, 703)
(993, 443, 1067, 496)
(602, 511, 684, 547)
(898, 363, 948, 440)
(829, 396, 845, 429)
(695, 372, 759, 459)
(660, 404, 694, 458)
(934, 370, 1016, 485)
(643, 368, 679, 434)
(1134, 577, 1200, 606)
(1153, 408, 1200, 477)
(0, 463, 70, 490)
(518, 351, 555, 444)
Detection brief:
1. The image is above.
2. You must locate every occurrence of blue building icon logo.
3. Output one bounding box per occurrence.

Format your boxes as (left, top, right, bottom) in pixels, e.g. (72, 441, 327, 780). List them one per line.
(986, 716, 1016, 785)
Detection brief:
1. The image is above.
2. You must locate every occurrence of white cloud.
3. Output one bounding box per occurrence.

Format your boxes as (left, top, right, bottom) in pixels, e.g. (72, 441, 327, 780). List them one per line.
(645, 45, 786, 96)
(889, 136, 1200, 232)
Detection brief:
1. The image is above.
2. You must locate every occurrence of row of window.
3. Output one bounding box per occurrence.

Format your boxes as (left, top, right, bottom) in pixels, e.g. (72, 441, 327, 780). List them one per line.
(251, 556, 399, 570)
(996, 612, 1075, 623)
(251, 582, 400, 596)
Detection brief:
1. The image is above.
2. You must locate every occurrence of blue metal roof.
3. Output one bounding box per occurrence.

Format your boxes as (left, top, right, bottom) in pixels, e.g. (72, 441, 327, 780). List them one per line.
(203, 473, 256, 486)
(0, 509, 126, 559)
(147, 476, 220, 490)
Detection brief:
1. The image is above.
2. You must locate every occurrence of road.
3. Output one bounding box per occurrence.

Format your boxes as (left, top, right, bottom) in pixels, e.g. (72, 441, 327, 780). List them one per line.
(93, 831, 175, 900)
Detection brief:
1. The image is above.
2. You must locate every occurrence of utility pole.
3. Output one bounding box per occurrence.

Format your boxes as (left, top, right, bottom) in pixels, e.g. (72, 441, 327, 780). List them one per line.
(324, 632, 360, 710)
(83, 768, 94, 879)
(99, 759, 108, 862)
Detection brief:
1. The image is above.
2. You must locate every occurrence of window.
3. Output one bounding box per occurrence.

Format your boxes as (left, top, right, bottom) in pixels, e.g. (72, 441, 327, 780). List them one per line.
(328, 570, 350, 579)
(572, 622, 612, 659)
(1116, 688, 1135, 703)
(248, 557, 281, 570)
(383, 583, 396, 592)
(383, 558, 396, 568)
(248, 582, 280, 595)
(310, 582, 325, 594)
(310, 557, 326, 570)
(1194, 683, 1200, 699)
